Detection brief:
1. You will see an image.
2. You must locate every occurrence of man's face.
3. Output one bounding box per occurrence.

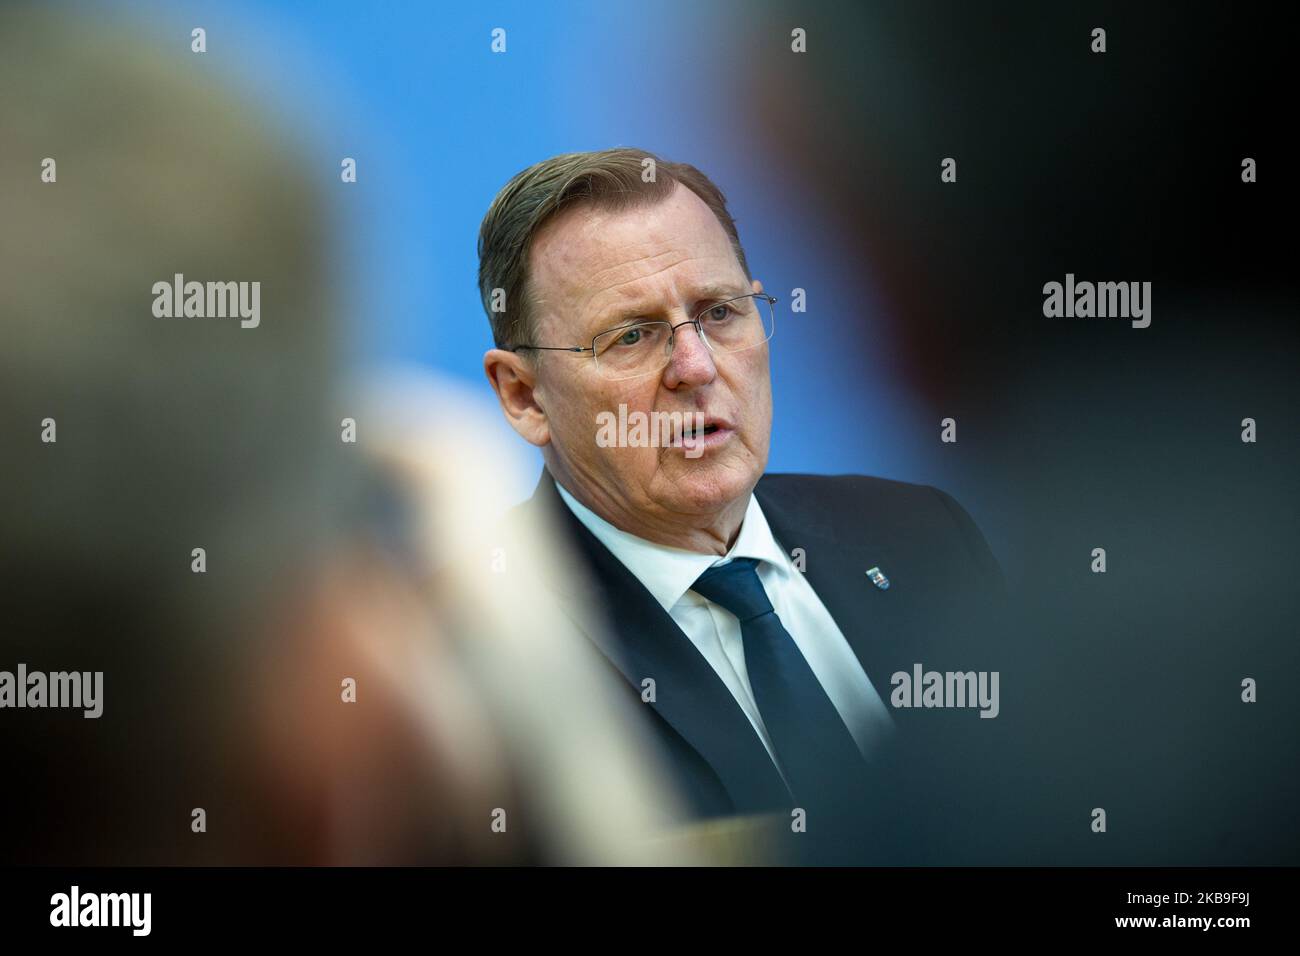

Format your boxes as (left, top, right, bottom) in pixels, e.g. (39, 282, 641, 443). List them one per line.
(525, 183, 772, 534)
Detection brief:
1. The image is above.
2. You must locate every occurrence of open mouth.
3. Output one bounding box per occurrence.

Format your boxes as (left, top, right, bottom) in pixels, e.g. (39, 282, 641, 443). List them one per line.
(682, 422, 720, 441)
(675, 418, 733, 453)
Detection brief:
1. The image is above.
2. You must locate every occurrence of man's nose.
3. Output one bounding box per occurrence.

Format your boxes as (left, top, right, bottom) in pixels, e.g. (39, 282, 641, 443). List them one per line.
(662, 321, 717, 388)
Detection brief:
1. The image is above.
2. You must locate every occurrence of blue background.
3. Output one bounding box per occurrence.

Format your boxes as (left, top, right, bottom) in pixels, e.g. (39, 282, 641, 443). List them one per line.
(119, 0, 944, 505)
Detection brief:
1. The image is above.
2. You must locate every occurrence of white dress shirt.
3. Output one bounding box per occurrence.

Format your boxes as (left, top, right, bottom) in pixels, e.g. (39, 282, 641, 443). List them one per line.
(554, 482, 895, 780)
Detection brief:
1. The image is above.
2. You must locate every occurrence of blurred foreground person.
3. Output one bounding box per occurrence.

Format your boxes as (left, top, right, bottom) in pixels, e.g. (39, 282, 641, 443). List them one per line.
(0, 3, 737, 865)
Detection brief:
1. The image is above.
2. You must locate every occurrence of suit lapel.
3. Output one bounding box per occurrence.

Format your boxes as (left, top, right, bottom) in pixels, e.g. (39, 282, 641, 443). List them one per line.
(520, 472, 791, 813)
(754, 477, 911, 707)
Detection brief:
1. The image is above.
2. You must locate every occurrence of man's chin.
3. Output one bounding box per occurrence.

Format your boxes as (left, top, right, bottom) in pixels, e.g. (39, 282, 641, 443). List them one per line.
(654, 459, 758, 514)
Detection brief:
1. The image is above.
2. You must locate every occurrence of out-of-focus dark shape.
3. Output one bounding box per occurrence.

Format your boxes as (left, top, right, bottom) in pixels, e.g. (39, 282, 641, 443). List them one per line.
(0, 2, 702, 865)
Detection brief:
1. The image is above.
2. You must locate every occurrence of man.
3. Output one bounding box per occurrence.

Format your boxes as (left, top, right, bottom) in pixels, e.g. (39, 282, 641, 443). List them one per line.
(481, 148, 1007, 862)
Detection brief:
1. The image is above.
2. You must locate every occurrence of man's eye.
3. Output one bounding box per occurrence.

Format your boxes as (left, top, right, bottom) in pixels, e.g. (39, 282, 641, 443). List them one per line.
(704, 304, 734, 322)
(617, 327, 644, 346)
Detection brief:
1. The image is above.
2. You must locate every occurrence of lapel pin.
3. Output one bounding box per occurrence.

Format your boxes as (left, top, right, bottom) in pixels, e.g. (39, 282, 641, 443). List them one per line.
(865, 566, 890, 590)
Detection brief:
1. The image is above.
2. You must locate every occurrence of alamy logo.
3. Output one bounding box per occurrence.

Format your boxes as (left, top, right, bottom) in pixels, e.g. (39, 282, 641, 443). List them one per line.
(0, 664, 102, 718)
(50, 886, 151, 936)
(152, 273, 260, 328)
(1042, 273, 1151, 328)
(596, 404, 707, 459)
(890, 663, 999, 718)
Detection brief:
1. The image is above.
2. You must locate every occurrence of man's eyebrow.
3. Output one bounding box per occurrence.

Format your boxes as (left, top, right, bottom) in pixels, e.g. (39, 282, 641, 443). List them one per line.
(691, 283, 750, 304)
(588, 284, 750, 332)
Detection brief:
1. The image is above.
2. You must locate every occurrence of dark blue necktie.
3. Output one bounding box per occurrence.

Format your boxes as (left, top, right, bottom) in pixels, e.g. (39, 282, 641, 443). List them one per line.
(691, 557, 871, 811)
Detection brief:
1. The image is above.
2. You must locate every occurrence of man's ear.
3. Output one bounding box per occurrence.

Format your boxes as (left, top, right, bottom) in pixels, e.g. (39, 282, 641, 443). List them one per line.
(484, 348, 550, 447)
(751, 277, 765, 295)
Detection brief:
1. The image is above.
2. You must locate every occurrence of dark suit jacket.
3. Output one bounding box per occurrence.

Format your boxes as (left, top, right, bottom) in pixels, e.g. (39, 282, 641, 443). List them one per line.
(510, 469, 1013, 863)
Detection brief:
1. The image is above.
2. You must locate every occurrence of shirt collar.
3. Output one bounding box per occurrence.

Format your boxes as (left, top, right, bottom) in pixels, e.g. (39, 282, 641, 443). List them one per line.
(553, 479, 788, 615)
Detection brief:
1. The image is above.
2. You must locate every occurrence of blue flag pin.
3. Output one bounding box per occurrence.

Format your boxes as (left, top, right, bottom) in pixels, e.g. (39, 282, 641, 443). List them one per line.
(866, 566, 890, 590)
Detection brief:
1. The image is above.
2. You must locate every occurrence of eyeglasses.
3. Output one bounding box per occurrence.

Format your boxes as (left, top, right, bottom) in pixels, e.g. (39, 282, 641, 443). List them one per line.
(510, 293, 778, 381)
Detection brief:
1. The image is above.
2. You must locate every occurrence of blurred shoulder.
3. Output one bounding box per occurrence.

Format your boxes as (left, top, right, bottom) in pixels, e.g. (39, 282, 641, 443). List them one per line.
(754, 472, 1003, 588)
(756, 472, 953, 515)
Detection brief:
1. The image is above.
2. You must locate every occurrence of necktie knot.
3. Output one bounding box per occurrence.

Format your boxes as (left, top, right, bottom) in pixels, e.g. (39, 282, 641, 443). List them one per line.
(691, 557, 774, 623)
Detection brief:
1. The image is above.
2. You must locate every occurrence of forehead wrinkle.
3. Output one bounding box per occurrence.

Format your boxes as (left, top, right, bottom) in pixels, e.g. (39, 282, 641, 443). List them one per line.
(586, 245, 685, 296)
(584, 251, 740, 322)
